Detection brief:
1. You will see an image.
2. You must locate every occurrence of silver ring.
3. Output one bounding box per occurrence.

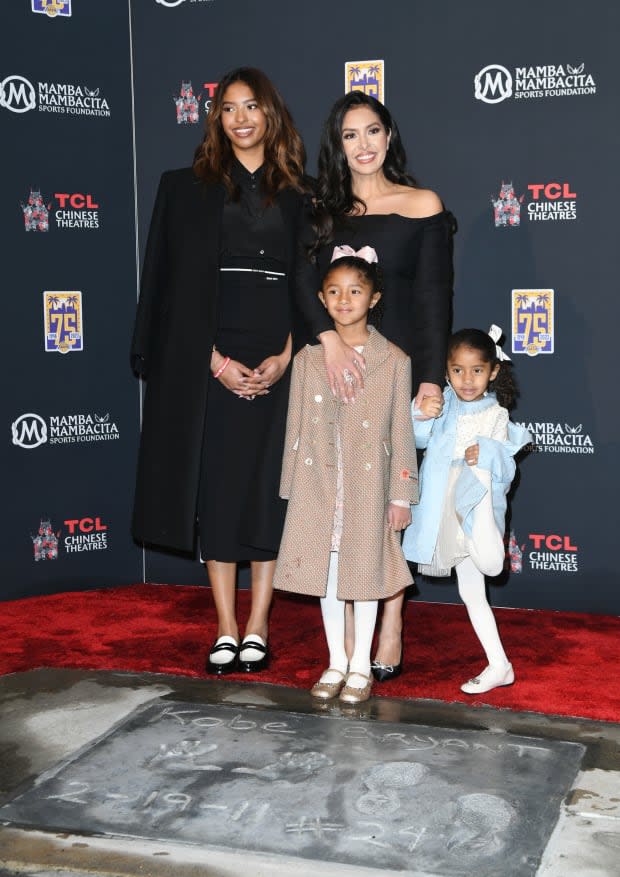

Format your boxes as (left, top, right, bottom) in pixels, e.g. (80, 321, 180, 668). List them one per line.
(343, 369, 355, 385)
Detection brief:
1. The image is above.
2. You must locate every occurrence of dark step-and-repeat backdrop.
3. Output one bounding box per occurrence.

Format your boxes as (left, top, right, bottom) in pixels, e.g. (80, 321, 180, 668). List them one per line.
(2, 1, 618, 613)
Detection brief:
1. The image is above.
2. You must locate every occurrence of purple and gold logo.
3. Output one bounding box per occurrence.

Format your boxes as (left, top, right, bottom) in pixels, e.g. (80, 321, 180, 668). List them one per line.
(511, 289, 554, 356)
(43, 291, 83, 354)
(31, 0, 72, 18)
(345, 60, 385, 103)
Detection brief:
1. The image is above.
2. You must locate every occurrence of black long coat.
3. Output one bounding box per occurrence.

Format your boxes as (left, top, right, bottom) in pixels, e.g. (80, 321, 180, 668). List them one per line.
(131, 167, 309, 553)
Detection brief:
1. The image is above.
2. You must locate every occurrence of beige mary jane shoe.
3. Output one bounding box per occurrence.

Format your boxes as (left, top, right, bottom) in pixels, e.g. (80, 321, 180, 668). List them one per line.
(311, 668, 347, 701)
(339, 671, 373, 704)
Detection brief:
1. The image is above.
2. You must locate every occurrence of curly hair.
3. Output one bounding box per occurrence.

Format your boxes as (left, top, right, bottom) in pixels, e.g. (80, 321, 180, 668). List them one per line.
(320, 254, 384, 329)
(193, 67, 307, 203)
(309, 92, 417, 259)
(447, 328, 518, 409)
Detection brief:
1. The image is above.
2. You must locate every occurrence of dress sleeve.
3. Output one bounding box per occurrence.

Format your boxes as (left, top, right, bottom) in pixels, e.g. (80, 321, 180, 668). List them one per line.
(389, 356, 419, 504)
(130, 173, 170, 377)
(294, 205, 333, 339)
(410, 402, 439, 448)
(410, 211, 455, 389)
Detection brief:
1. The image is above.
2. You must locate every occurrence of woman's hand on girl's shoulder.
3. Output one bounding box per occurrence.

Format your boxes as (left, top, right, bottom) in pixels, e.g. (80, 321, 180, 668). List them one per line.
(319, 330, 365, 403)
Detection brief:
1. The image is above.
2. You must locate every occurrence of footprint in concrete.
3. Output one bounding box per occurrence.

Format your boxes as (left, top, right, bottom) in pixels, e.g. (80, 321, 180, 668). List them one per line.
(356, 761, 429, 815)
(446, 793, 515, 856)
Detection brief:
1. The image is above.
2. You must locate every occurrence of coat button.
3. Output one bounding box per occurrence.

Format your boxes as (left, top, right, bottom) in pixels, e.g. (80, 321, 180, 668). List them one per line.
(312, 416, 319, 423)
(365, 463, 372, 471)
(315, 394, 322, 403)
(362, 420, 370, 428)
(305, 457, 313, 466)
(259, 249, 265, 255)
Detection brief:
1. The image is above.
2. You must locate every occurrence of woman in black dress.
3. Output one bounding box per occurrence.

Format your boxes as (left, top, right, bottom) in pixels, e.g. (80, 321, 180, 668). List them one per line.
(296, 91, 454, 681)
(132, 68, 310, 674)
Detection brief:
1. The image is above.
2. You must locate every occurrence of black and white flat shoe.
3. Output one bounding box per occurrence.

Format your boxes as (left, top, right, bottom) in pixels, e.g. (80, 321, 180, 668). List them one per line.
(239, 634, 269, 672)
(206, 635, 239, 675)
(371, 660, 403, 683)
(371, 646, 403, 683)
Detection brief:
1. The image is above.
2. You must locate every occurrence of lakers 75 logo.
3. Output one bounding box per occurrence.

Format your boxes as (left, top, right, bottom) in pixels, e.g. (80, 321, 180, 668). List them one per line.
(43, 291, 83, 353)
(511, 289, 554, 356)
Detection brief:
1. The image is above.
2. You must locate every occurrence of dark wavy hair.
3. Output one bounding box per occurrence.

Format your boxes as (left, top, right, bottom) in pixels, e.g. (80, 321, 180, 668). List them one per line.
(448, 328, 518, 409)
(193, 67, 307, 202)
(320, 254, 384, 328)
(310, 92, 417, 258)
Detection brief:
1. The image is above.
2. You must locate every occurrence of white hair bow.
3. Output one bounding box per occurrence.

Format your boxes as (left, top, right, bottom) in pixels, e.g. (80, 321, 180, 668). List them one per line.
(488, 324, 511, 361)
(331, 245, 378, 264)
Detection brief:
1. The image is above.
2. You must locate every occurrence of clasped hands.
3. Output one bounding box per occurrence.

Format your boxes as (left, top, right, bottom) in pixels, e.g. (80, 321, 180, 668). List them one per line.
(213, 352, 289, 400)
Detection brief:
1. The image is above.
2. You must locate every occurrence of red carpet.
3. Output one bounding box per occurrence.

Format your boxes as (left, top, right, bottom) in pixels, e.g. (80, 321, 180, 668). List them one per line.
(1, 583, 618, 722)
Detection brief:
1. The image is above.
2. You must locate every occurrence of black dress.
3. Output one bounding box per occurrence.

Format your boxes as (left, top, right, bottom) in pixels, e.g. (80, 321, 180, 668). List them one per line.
(199, 161, 291, 562)
(296, 211, 455, 393)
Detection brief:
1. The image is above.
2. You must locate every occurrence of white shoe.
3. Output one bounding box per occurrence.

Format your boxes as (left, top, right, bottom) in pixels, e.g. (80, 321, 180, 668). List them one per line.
(460, 663, 514, 694)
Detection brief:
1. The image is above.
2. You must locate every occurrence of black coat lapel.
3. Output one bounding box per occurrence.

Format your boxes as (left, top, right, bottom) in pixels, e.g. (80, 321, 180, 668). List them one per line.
(194, 181, 225, 337)
(199, 180, 226, 268)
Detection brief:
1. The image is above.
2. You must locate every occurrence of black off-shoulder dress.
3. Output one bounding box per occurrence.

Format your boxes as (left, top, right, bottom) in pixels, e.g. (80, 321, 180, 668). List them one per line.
(296, 210, 455, 393)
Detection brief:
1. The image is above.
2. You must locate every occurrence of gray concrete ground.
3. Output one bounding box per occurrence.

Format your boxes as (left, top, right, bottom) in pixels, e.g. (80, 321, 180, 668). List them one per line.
(0, 669, 618, 876)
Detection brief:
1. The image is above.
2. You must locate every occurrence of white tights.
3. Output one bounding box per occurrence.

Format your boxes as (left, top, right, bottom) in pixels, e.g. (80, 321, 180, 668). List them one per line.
(463, 466, 505, 577)
(456, 466, 510, 668)
(456, 556, 509, 668)
(320, 552, 377, 678)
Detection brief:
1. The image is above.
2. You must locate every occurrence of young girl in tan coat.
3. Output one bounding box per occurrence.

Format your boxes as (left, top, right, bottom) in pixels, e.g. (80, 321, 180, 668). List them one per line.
(274, 247, 418, 703)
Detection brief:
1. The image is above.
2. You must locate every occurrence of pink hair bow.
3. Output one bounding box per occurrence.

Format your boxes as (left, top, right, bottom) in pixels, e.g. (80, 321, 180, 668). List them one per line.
(331, 244, 379, 264)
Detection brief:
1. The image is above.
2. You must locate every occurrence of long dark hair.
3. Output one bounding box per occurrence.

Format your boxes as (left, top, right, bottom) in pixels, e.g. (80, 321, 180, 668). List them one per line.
(448, 328, 518, 410)
(193, 67, 307, 202)
(310, 92, 417, 258)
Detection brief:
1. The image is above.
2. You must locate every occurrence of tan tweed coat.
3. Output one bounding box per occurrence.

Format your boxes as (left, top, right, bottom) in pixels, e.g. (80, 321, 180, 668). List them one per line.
(274, 327, 418, 600)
